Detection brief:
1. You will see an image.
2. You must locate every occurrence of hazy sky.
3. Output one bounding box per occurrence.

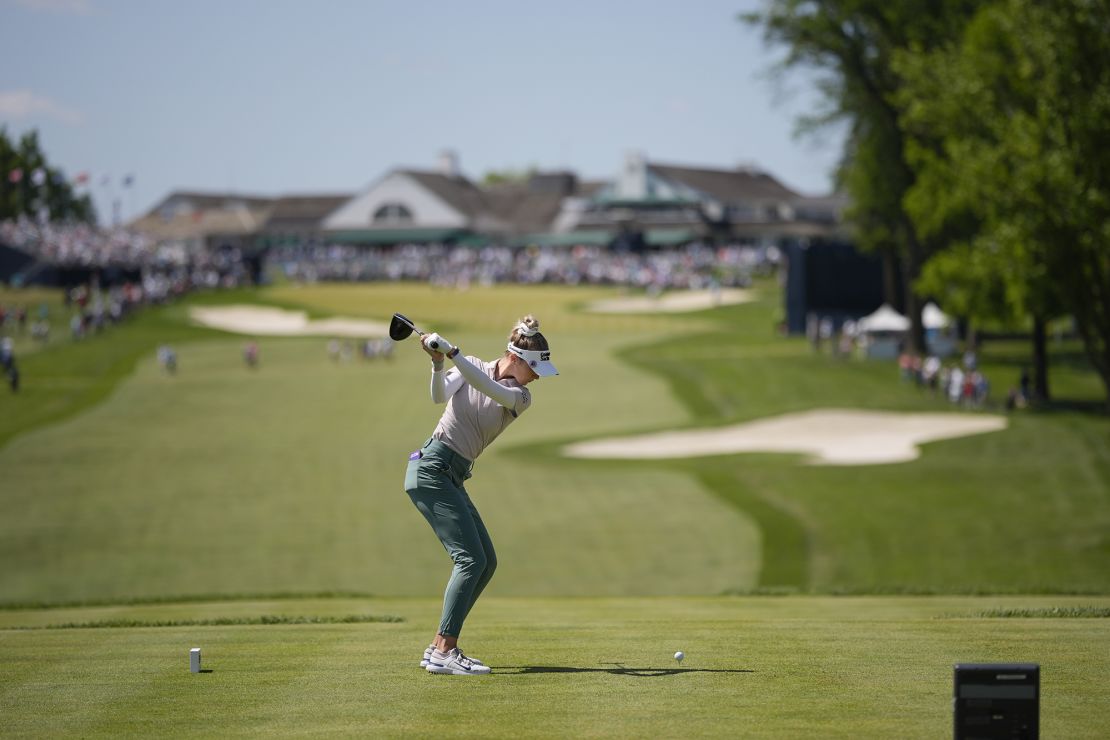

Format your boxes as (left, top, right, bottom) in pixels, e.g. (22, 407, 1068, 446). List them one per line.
(0, 0, 846, 224)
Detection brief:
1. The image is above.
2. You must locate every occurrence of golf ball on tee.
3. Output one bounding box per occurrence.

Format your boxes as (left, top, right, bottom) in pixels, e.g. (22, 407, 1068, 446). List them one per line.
(674, 651, 684, 662)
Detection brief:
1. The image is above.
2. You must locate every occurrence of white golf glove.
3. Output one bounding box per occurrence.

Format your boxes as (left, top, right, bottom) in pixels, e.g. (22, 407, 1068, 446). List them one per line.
(423, 332, 456, 356)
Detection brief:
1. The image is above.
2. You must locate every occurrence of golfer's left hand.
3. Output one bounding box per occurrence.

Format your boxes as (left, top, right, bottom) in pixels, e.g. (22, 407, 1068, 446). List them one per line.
(422, 332, 454, 358)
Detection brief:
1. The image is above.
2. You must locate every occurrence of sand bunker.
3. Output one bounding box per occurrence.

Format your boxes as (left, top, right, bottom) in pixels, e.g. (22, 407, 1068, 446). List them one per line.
(563, 408, 1008, 466)
(189, 305, 389, 337)
(585, 288, 755, 314)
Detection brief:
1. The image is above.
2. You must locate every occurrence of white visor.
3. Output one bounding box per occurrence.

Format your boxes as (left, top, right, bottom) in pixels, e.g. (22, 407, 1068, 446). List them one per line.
(507, 342, 558, 376)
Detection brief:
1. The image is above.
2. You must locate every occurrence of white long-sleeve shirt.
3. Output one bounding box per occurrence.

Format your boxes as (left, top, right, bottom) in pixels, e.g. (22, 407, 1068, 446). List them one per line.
(429, 354, 531, 461)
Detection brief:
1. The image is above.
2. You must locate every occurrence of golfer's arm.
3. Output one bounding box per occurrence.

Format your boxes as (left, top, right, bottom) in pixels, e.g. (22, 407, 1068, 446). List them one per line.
(451, 354, 521, 409)
(430, 365, 464, 403)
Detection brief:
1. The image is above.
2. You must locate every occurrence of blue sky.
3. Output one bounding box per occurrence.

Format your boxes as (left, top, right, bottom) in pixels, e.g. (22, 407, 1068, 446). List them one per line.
(0, 0, 846, 224)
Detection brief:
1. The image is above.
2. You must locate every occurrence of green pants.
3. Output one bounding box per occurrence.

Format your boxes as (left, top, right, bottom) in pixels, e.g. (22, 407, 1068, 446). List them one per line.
(404, 438, 497, 638)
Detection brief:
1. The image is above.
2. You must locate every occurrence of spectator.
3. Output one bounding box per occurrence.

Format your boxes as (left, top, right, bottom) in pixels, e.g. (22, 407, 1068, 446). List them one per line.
(948, 365, 965, 405)
(922, 355, 941, 394)
(1, 337, 18, 393)
(243, 340, 259, 369)
(157, 345, 177, 375)
(1019, 368, 1032, 405)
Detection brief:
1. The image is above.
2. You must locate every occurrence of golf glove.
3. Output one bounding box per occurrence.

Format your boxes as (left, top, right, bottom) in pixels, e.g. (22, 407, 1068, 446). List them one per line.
(423, 333, 456, 356)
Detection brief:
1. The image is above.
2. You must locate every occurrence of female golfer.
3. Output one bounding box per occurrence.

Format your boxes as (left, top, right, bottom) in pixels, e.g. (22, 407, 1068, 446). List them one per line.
(405, 315, 557, 675)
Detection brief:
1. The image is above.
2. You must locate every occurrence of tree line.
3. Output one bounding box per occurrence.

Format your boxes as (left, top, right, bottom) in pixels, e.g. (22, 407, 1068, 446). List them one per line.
(745, 0, 1110, 408)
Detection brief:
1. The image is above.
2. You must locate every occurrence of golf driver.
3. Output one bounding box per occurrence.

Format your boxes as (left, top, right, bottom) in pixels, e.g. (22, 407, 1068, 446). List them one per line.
(389, 313, 444, 350)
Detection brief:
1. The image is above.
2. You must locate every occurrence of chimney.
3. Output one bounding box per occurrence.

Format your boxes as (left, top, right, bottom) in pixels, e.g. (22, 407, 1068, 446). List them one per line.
(616, 150, 648, 199)
(439, 150, 460, 178)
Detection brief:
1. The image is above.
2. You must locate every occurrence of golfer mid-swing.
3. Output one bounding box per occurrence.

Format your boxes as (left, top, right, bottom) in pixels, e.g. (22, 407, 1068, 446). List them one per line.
(405, 315, 557, 675)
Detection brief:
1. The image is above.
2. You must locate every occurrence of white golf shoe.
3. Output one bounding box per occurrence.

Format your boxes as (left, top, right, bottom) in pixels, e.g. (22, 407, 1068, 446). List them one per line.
(425, 648, 491, 675)
(420, 644, 483, 669)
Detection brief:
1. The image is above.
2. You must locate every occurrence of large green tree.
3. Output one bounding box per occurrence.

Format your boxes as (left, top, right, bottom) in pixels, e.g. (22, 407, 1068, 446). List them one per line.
(743, 0, 979, 353)
(897, 0, 1110, 406)
(0, 127, 95, 224)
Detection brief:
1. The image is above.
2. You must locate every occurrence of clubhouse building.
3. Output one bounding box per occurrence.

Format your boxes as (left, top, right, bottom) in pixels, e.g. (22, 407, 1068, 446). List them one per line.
(121, 152, 872, 334)
(129, 150, 848, 255)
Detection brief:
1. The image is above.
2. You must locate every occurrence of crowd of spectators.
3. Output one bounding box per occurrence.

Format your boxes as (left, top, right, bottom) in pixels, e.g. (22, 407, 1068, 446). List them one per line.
(899, 349, 991, 408)
(267, 241, 775, 290)
(1, 217, 153, 267)
(1, 217, 255, 289)
(2, 217, 785, 294)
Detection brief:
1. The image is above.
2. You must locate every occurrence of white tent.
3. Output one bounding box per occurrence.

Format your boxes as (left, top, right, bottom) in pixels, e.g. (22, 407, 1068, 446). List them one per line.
(857, 303, 910, 333)
(922, 302, 952, 329)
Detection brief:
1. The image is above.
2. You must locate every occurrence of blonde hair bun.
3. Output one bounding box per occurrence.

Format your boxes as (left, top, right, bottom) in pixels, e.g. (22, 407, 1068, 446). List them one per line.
(514, 315, 540, 337)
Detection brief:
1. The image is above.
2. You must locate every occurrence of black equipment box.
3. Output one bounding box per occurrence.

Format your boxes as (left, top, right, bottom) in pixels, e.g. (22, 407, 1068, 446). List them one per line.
(954, 663, 1039, 739)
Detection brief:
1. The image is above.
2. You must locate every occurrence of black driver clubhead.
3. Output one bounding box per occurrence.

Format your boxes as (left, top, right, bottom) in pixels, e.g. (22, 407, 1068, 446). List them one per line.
(389, 313, 418, 341)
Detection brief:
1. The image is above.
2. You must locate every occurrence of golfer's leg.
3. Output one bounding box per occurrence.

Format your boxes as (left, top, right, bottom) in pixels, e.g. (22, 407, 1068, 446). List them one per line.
(408, 484, 487, 638)
(459, 490, 497, 622)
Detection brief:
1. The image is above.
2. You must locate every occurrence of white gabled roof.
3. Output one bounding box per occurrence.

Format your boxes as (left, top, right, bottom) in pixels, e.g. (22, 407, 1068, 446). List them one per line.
(858, 304, 910, 332)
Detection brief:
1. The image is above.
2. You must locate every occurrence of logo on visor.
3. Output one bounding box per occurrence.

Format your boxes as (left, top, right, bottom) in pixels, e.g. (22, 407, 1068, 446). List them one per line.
(540, 351, 550, 361)
(530, 361, 538, 367)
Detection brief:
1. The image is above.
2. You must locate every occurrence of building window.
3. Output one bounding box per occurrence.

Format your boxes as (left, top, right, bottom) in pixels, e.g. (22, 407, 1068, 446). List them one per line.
(373, 203, 413, 224)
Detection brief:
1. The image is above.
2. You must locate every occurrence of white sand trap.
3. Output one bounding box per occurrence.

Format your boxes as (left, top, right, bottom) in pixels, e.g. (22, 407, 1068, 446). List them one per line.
(564, 408, 1008, 466)
(585, 288, 755, 314)
(189, 305, 389, 337)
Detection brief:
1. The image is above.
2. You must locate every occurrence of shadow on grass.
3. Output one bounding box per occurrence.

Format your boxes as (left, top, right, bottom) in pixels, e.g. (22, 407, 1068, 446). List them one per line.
(500, 663, 753, 677)
(1029, 398, 1108, 415)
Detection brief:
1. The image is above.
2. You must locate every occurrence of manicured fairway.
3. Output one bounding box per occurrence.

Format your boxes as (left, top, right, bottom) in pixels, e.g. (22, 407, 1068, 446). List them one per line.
(2, 595, 1109, 738)
(2, 279, 1109, 737)
(2, 281, 1109, 602)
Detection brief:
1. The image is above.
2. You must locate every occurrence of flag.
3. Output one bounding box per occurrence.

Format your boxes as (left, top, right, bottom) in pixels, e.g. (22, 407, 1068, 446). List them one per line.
(122, 174, 134, 187)
(100, 175, 111, 187)
(8, 168, 23, 184)
(74, 172, 90, 185)
(31, 168, 47, 187)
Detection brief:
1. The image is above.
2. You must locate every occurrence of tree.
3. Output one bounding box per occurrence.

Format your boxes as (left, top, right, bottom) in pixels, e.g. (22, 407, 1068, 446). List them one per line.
(897, 0, 1110, 407)
(481, 166, 537, 187)
(743, 0, 980, 352)
(0, 127, 95, 224)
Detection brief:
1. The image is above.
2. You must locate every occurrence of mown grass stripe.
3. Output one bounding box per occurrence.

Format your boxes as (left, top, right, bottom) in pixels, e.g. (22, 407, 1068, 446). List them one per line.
(8, 614, 404, 630)
(972, 606, 1110, 618)
(0, 591, 379, 611)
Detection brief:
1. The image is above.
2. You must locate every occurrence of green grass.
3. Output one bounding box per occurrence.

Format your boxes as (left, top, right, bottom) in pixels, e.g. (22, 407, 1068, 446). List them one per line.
(14, 614, 404, 630)
(971, 606, 1110, 619)
(2, 595, 1110, 738)
(2, 278, 1109, 736)
(0, 283, 756, 603)
(2, 280, 1108, 601)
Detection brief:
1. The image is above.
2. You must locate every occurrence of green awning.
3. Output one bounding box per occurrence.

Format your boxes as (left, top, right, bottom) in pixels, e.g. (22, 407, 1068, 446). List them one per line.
(514, 230, 613, 247)
(327, 228, 464, 245)
(591, 196, 699, 207)
(644, 228, 699, 246)
(455, 234, 492, 248)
